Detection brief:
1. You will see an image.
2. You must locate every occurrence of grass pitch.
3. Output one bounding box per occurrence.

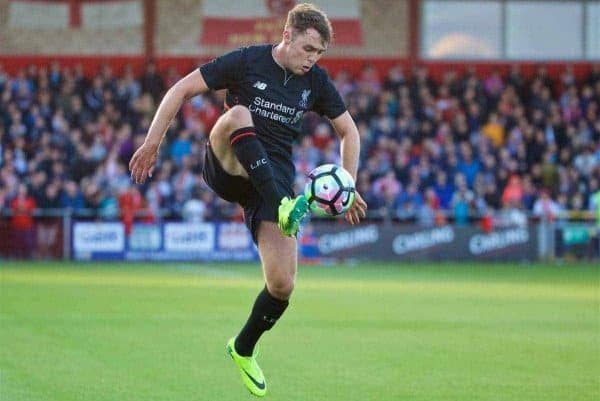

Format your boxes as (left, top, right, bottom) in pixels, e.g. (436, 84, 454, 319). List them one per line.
(1, 261, 598, 401)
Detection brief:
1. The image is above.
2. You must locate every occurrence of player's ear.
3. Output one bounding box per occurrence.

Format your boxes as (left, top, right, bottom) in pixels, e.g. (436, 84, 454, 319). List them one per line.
(283, 28, 293, 45)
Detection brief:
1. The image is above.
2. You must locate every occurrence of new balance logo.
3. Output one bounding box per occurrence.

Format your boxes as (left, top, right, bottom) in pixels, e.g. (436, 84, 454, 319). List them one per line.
(253, 81, 267, 90)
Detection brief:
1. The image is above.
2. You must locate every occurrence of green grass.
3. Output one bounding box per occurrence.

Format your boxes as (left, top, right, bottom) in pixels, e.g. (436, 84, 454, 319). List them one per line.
(1, 261, 598, 401)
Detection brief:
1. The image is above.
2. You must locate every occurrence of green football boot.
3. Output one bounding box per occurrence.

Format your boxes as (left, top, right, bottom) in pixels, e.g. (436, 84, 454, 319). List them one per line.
(277, 195, 309, 237)
(226, 337, 266, 397)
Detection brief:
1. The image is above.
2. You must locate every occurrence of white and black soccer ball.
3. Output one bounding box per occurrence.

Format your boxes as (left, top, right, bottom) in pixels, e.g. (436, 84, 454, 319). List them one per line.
(304, 164, 356, 217)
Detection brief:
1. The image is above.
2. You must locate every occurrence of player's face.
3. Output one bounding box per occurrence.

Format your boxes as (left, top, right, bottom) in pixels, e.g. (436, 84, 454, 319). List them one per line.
(285, 28, 327, 75)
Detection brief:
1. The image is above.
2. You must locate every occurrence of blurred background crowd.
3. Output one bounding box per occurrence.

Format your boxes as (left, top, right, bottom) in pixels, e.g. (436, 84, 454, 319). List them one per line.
(1, 61, 599, 231)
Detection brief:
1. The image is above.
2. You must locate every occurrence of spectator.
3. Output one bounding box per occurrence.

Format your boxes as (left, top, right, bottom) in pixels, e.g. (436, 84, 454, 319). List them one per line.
(84, 76, 105, 113)
(501, 175, 524, 207)
(170, 130, 193, 167)
(60, 180, 85, 213)
(98, 189, 119, 221)
(433, 170, 454, 210)
(574, 145, 597, 177)
(451, 174, 473, 225)
(0, 63, 7, 92)
(418, 187, 442, 227)
(484, 68, 504, 101)
(0, 185, 7, 210)
(311, 122, 333, 151)
(333, 69, 356, 98)
(533, 189, 560, 222)
(10, 184, 37, 258)
(118, 186, 151, 235)
(139, 61, 165, 102)
(521, 176, 537, 210)
(372, 170, 401, 200)
(457, 143, 480, 188)
(591, 187, 600, 225)
(182, 188, 207, 223)
(38, 181, 62, 209)
(395, 182, 423, 220)
(482, 112, 504, 148)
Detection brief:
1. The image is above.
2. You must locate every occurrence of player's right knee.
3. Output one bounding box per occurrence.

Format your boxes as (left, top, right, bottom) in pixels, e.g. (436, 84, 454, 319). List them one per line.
(210, 105, 253, 146)
(225, 105, 253, 127)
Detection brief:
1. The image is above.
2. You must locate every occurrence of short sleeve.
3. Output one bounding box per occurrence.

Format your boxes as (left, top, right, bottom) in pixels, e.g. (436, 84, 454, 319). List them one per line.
(199, 48, 246, 90)
(312, 73, 346, 119)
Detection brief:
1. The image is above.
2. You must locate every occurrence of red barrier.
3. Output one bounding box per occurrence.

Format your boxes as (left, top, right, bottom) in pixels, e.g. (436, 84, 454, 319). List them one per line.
(0, 216, 64, 260)
(1, 55, 595, 82)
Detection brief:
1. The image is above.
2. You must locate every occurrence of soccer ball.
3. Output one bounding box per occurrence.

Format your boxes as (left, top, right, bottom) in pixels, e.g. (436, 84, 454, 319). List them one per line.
(304, 164, 356, 217)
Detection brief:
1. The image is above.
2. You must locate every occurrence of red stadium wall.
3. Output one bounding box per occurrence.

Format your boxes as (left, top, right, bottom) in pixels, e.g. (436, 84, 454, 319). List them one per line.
(0, 55, 402, 78)
(1, 55, 596, 83)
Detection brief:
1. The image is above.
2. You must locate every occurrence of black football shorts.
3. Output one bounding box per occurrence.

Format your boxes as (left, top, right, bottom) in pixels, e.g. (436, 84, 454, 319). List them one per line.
(203, 142, 292, 243)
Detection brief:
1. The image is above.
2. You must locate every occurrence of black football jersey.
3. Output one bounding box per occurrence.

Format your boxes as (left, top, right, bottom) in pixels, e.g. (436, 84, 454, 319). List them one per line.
(199, 44, 346, 185)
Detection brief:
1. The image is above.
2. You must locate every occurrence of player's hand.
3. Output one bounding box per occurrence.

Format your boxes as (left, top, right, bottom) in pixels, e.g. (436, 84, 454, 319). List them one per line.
(129, 142, 159, 184)
(345, 191, 367, 225)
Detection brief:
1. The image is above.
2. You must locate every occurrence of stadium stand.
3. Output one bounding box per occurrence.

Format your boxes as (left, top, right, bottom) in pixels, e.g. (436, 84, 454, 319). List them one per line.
(1, 63, 598, 232)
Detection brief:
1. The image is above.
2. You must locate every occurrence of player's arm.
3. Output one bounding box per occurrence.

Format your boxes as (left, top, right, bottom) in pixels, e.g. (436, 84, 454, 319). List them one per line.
(330, 111, 368, 224)
(330, 111, 359, 180)
(130, 70, 210, 184)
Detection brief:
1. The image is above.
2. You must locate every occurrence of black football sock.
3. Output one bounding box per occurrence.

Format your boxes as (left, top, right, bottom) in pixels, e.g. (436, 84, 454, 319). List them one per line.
(235, 287, 289, 356)
(230, 127, 287, 214)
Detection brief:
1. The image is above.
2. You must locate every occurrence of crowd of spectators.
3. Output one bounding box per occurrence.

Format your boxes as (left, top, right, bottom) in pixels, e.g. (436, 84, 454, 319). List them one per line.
(1, 61, 599, 231)
(332, 63, 600, 227)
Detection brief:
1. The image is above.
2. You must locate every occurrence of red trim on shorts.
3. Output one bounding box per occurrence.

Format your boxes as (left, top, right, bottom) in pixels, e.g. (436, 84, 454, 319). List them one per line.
(229, 131, 256, 146)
